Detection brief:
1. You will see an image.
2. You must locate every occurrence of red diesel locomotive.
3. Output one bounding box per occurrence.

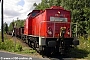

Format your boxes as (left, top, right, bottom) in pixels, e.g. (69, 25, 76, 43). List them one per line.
(21, 6, 79, 54)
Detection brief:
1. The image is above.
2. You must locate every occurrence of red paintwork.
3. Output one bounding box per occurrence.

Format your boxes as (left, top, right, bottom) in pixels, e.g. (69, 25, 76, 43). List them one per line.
(24, 6, 71, 38)
(24, 10, 40, 35)
(14, 27, 24, 36)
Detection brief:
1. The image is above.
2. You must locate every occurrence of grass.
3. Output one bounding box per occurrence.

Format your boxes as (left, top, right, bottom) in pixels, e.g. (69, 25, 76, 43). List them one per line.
(67, 36, 90, 59)
(0, 33, 37, 55)
(78, 36, 90, 59)
(17, 47, 37, 54)
(0, 38, 23, 52)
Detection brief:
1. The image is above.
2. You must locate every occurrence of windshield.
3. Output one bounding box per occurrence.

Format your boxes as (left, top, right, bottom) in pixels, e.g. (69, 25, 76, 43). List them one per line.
(32, 12, 38, 16)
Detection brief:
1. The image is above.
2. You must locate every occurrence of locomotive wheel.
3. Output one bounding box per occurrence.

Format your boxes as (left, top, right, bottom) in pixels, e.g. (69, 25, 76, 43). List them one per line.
(30, 41, 32, 47)
(33, 43, 36, 49)
(28, 39, 30, 45)
(38, 47, 46, 55)
(28, 40, 31, 47)
(40, 47, 51, 55)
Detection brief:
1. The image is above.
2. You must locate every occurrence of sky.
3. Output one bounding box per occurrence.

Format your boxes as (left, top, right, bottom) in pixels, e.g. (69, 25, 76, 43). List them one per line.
(0, 0, 41, 30)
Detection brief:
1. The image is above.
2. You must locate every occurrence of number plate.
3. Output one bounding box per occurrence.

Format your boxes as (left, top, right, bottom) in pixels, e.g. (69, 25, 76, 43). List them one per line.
(50, 17, 67, 22)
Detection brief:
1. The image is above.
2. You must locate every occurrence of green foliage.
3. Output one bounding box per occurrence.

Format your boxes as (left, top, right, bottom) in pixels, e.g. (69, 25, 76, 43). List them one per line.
(68, 48, 89, 58)
(78, 36, 90, 52)
(15, 43, 22, 52)
(0, 38, 22, 52)
(3, 22, 8, 33)
(35, 0, 50, 10)
(0, 39, 14, 51)
(0, 33, 36, 54)
(78, 36, 90, 59)
(67, 36, 90, 59)
(66, 0, 90, 36)
(21, 47, 36, 54)
(9, 21, 15, 31)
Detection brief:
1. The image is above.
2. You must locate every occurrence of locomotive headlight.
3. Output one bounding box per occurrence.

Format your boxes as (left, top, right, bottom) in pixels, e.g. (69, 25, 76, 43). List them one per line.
(67, 32, 70, 35)
(67, 28, 70, 35)
(58, 11, 60, 14)
(47, 27, 53, 35)
(48, 30, 52, 35)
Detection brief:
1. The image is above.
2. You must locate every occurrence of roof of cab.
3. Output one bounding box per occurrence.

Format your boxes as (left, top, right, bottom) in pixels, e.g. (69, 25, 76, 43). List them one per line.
(27, 10, 40, 16)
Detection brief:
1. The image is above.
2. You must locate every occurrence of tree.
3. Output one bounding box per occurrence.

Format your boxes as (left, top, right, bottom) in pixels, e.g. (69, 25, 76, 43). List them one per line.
(33, 3, 37, 6)
(3, 22, 8, 33)
(35, 0, 50, 10)
(8, 19, 25, 31)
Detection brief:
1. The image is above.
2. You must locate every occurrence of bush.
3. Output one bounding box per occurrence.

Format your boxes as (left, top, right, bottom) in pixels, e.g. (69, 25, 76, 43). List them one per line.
(67, 36, 90, 59)
(15, 43, 22, 52)
(78, 36, 90, 52)
(0, 40, 14, 51)
(0, 39, 22, 52)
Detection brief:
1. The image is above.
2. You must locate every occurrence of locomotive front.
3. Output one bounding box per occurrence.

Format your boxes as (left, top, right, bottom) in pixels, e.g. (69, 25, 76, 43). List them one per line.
(23, 6, 79, 54)
(39, 6, 79, 54)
